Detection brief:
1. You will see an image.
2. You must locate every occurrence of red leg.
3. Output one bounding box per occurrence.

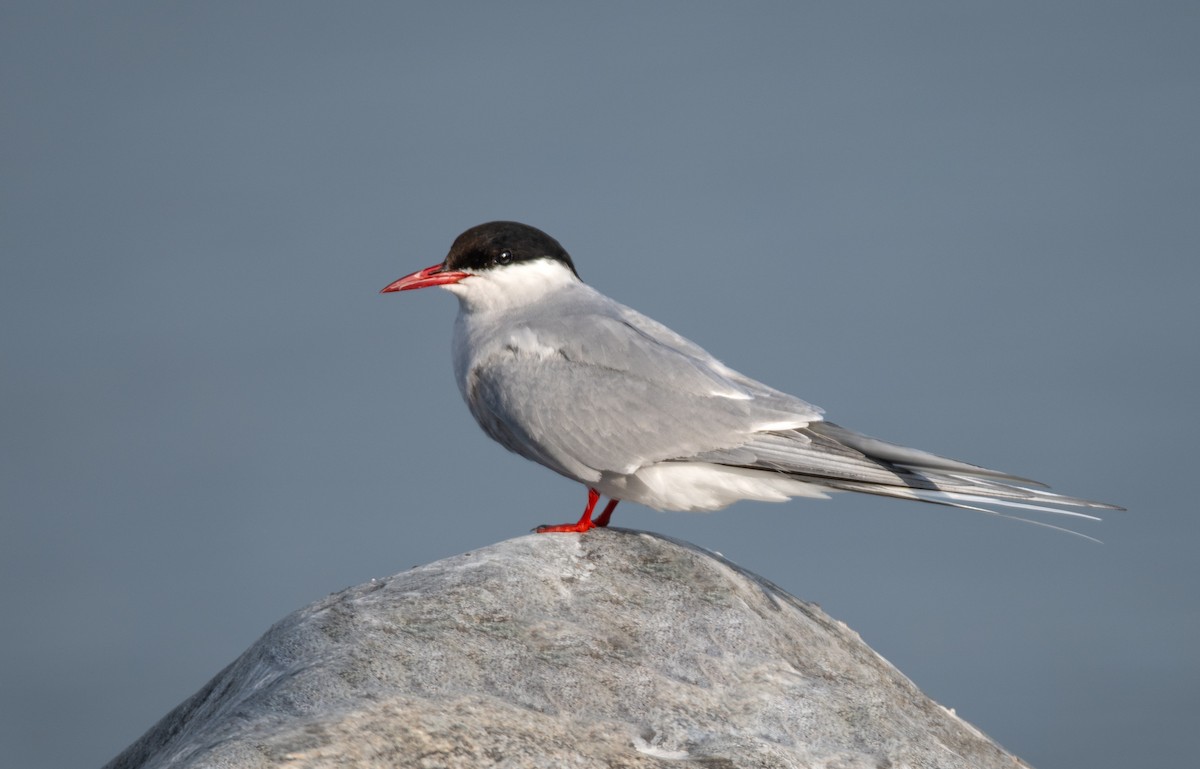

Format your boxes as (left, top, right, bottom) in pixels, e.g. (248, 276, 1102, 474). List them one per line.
(593, 498, 619, 528)
(535, 488, 614, 533)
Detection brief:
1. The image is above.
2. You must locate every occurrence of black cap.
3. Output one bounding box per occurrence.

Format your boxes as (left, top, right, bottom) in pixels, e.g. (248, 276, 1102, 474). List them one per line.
(443, 221, 579, 278)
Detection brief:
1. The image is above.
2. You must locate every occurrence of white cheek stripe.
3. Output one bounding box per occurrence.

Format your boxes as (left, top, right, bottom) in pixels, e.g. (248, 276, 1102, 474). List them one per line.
(443, 259, 580, 314)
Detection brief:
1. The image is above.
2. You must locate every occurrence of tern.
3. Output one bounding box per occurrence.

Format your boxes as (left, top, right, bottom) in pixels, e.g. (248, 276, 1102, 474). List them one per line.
(382, 221, 1120, 536)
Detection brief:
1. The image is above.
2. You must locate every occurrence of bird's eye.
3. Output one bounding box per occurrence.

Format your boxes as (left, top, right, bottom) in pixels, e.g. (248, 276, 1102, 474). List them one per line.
(496, 250, 513, 265)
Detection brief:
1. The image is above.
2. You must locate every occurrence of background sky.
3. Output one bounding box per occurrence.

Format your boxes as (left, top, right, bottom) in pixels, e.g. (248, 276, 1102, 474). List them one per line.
(2, 3, 1197, 767)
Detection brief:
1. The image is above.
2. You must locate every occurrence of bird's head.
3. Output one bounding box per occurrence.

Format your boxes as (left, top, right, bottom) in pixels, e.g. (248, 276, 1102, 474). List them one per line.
(381, 221, 581, 311)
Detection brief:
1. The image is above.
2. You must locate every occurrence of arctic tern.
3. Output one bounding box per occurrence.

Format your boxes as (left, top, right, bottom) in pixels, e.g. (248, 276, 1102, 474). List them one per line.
(382, 221, 1120, 536)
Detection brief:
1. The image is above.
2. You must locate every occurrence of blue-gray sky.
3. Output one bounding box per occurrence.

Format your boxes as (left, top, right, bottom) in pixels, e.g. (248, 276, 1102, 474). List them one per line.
(2, 3, 1197, 767)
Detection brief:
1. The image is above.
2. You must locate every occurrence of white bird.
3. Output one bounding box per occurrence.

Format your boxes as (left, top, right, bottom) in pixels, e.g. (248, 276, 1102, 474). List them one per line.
(382, 221, 1120, 536)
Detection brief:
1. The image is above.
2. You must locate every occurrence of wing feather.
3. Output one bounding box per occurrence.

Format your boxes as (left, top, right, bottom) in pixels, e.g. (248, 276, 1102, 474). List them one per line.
(468, 356, 814, 482)
(688, 423, 1123, 516)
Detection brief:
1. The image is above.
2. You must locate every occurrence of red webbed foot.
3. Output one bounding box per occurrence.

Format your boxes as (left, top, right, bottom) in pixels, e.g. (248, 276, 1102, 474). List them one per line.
(535, 489, 620, 533)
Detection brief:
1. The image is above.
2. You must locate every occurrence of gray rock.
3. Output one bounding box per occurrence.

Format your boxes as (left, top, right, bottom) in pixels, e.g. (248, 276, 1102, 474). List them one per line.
(104, 528, 1031, 768)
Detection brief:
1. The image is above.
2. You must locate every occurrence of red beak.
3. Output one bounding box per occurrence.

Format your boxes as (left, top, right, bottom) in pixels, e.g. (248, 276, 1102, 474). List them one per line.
(379, 264, 469, 293)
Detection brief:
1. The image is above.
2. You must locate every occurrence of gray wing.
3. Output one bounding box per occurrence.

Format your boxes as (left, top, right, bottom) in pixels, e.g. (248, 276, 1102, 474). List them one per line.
(689, 423, 1123, 521)
(464, 293, 824, 483)
(597, 296, 1120, 517)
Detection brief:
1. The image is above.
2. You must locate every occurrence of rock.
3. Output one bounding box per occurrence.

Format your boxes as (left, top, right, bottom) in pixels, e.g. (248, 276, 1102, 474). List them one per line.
(104, 528, 1030, 768)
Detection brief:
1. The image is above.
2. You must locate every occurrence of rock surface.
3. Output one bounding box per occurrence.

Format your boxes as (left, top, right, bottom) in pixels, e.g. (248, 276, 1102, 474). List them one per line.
(104, 528, 1030, 768)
